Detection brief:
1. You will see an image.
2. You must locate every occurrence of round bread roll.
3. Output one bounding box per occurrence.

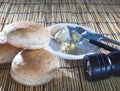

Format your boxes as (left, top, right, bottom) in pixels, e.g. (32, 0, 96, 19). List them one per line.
(2, 21, 50, 49)
(0, 43, 21, 64)
(10, 49, 58, 86)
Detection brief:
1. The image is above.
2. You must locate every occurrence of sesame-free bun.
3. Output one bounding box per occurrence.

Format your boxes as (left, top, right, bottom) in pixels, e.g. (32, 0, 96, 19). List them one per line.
(0, 43, 21, 64)
(2, 21, 50, 49)
(10, 49, 58, 86)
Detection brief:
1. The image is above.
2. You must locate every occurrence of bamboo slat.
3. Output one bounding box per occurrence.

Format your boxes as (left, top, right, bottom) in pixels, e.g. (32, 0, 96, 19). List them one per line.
(0, 0, 120, 91)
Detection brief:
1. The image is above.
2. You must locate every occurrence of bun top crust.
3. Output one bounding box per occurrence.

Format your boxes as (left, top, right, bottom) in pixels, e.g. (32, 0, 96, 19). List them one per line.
(21, 49, 58, 72)
(11, 49, 58, 80)
(3, 21, 50, 49)
(0, 43, 21, 64)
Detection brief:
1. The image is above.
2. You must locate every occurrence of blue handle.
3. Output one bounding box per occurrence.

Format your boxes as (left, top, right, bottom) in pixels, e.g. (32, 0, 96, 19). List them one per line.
(89, 39, 118, 52)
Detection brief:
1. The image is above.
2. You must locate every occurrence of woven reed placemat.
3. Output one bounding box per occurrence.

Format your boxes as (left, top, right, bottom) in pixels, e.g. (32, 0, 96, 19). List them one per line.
(0, 0, 120, 91)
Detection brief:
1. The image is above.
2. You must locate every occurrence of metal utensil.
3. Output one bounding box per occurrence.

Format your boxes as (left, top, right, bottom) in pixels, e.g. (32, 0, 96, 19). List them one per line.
(67, 26, 119, 52)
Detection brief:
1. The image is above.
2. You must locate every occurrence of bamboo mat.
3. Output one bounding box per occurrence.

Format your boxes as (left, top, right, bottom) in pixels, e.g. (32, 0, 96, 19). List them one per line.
(0, 0, 120, 91)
